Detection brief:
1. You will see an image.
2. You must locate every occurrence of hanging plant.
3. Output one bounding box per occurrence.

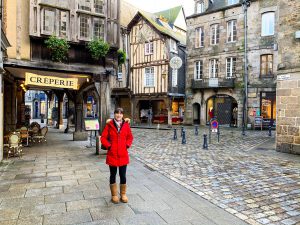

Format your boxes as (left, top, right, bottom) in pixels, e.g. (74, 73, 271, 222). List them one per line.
(117, 49, 126, 65)
(44, 36, 70, 62)
(87, 38, 110, 60)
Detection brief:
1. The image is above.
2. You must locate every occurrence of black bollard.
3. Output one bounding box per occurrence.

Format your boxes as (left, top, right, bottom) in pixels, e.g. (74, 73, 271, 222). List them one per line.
(217, 128, 220, 143)
(203, 134, 208, 149)
(182, 129, 186, 144)
(181, 126, 184, 137)
(242, 124, 246, 136)
(173, 128, 177, 140)
(195, 125, 199, 136)
(268, 125, 272, 137)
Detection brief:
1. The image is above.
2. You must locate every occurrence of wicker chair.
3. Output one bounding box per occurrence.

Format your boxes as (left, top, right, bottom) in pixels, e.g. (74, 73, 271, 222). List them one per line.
(32, 126, 48, 143)
(7, 132, 22, 159)
(20, 126, 29, 146)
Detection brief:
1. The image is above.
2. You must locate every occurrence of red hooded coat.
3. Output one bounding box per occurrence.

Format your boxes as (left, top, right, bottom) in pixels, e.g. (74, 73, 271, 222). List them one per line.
(100, 119, 133, 167)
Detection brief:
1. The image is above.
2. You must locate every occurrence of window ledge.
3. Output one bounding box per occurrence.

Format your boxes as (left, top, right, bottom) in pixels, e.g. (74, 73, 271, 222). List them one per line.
(260, 74, 275, 78)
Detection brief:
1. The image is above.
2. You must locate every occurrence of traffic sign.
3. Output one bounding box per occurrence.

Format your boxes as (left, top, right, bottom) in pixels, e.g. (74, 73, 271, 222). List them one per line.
(210, 120, 219, 129)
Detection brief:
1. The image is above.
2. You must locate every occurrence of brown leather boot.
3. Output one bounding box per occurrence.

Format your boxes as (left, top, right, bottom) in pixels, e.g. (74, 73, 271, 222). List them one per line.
(110, 183, 119, 204)
(120, 184, 128, 203)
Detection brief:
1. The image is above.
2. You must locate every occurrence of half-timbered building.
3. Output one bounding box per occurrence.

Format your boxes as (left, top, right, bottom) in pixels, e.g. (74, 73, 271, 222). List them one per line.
(127, 6, 186, 126)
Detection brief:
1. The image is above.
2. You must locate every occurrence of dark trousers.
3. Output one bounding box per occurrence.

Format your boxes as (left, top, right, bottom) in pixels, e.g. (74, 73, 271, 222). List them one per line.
(109, 165, 127, 184)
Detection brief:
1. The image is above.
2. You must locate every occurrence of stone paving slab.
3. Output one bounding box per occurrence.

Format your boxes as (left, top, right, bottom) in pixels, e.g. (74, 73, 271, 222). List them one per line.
(0, 128, 265, 225)
(130, 128, 300, 225)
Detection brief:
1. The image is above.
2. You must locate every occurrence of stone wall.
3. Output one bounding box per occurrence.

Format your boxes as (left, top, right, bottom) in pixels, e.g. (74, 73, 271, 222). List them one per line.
(276, 0, 300, 154)
(185, 0, 277, 126)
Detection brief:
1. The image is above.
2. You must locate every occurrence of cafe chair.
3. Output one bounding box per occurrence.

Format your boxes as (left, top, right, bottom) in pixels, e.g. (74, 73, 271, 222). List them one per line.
(32, 126, 48, 143)
(20, 126, 29, 146)
(8, 132, 23, 159)
(30, 126, 40, 143)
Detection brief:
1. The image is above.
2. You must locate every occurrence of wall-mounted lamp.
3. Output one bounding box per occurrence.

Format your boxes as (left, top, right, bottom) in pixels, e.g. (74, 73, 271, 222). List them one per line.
(162, 70, 167, 79)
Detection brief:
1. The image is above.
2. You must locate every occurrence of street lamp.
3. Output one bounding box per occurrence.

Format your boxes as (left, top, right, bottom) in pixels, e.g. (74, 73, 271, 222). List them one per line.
(241, 0, 251, 135)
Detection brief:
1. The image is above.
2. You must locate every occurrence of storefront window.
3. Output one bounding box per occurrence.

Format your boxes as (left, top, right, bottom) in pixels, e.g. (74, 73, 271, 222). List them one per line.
(261, 92, 276, 121)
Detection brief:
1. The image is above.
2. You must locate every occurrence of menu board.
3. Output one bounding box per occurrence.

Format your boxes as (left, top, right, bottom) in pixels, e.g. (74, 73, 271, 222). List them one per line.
(254, 116, 263, 130)
(84, 119, 100, 131)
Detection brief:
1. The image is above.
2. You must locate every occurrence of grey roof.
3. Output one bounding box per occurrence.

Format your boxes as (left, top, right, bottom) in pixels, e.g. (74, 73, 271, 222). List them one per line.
(187, 0, 242, 19)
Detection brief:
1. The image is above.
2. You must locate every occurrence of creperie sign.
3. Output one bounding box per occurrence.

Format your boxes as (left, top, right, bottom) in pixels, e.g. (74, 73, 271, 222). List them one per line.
(25, 73, 78, 90)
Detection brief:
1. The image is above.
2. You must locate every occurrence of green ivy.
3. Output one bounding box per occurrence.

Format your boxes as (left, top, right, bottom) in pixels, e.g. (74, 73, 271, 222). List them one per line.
(117, 49, 126, 65)
(44, 36, 70, 62)
(235, 81, 245, 89)
(87, 38, 110, 60)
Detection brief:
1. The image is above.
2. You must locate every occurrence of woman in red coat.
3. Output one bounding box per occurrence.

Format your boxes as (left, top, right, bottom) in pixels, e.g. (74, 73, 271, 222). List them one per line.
(101, 108, 133, 204)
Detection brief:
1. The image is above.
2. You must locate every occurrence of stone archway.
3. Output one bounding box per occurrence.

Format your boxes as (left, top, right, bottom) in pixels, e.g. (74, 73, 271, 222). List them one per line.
(206, 94, 238, 126)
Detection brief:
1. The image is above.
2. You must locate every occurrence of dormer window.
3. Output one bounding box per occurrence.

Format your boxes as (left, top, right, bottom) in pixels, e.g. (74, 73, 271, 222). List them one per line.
(196, 1, 205, 14)
(228, 0, 238, 5)
(170, 39, 178, 53)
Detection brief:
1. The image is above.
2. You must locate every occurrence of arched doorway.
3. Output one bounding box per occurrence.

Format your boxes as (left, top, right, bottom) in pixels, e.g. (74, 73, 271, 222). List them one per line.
(206, 95, 238, 126)
(192, 103, 200, 124)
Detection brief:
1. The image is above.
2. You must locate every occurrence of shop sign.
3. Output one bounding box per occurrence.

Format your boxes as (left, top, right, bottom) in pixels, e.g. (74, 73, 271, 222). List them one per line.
(277, 74, 290, 81)
(209, 78, 218, 87)
(25, 73, 78, 90)
(84, 119, 100, 131)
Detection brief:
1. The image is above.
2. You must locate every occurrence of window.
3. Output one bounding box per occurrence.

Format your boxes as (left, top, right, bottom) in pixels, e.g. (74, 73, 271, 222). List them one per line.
(209, 59, 219, 78)
(118, 65, 122, 80)
(226, 57, 237, 78)
(210, 24, 219, 45)
(196, 1, 204, 13)
(194, 61, 203, 80)
(195, 27, 204, 48)
(79, 0, 91, 11)
(261, 12, 275, 36)
(43, 8, 55, 34)
(260, 54, 273, 76)
(228, 0, 238, 5)
(227, 20, 237, 42)
(59, 11, 69, 38)
(261, 92, 276, 121)
(93, 17, 104, 39)
(170, 39, 177, 53)
(145, 42, 154, 55)
(145, 67, 155, 87)
(172, 69, 178, 87)
(94, 0, 104, 14)
(80, 15, 90, 39)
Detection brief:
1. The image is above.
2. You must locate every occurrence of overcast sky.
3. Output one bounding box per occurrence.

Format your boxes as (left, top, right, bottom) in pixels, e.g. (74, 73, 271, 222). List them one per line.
(124, 0, 194, 16)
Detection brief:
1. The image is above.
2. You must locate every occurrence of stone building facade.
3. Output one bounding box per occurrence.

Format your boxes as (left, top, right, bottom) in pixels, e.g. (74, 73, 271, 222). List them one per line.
(276, 0, 300, 154)
(3, 0, 120, 142)
(185, 0, 277, 127)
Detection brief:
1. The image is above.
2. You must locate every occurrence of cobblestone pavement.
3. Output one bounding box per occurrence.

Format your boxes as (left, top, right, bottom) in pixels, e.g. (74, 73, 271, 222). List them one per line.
(0, 129, 249, 225)
(130, 127, 300, 225)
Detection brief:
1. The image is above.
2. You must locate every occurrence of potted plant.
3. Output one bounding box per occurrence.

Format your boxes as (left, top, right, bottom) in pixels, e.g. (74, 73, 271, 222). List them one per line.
(87, 38, 110, 61)
(44, 36, 70, 62)
(117, 49, 126, 65)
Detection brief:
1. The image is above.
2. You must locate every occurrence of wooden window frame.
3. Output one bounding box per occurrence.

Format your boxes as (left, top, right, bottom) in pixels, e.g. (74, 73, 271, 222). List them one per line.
(145, 42, 154, 55)
(194, 60, 203, 80)
(210, 24, 219, 45)
(144, 67, 155, 87)
(226, 57, 237, 78)
(195, 27, 204, 48)
(209, 59, 219, 78)
(260, 54, 273, 77)
(227, 20, 237, 43)
(261, 12, 275, 37)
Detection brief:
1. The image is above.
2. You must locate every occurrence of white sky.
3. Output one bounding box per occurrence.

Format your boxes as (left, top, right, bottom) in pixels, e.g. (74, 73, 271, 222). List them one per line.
(124, 0, 194, 16)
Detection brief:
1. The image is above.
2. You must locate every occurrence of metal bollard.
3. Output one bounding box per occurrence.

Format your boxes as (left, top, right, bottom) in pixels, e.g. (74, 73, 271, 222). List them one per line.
(195, 125, 199, 136)
(182, 129, 186, 144)
(181, 126, 184, 137)
(268, 126, 272, 137)
(203, 134, 208, 149)
(217, 128, 220, 143)
(173, 128, 177, 140)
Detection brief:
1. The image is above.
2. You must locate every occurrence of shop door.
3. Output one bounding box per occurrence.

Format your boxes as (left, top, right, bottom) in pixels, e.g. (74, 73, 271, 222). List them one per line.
(216, 98, 232, 125)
